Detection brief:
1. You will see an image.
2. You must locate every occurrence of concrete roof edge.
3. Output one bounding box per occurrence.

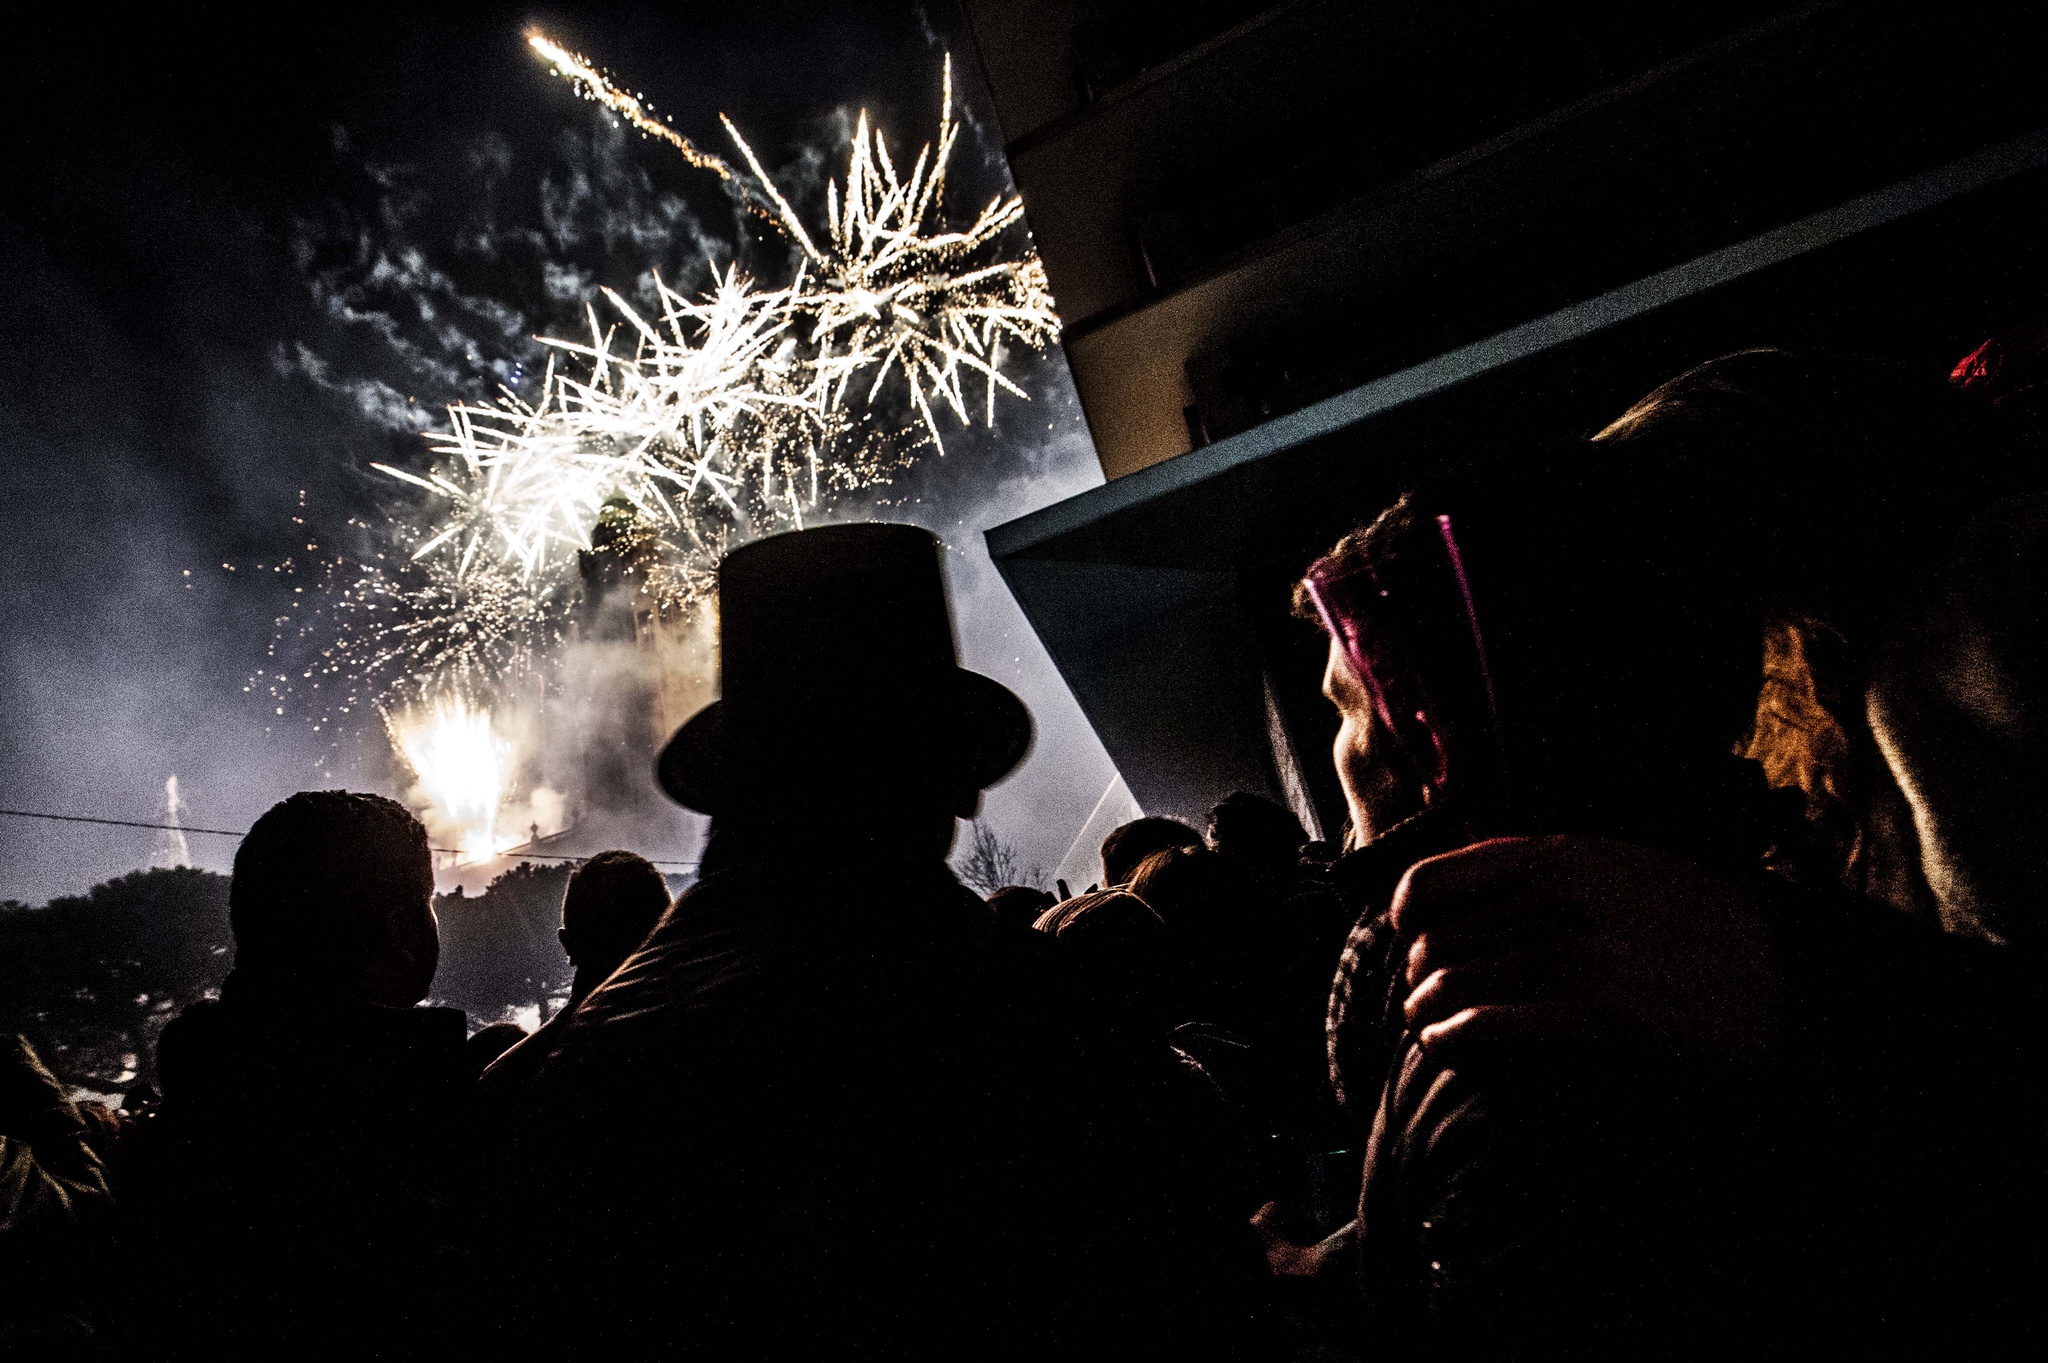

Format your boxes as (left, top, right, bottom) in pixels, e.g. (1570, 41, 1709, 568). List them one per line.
(986, 124, 2048, 564)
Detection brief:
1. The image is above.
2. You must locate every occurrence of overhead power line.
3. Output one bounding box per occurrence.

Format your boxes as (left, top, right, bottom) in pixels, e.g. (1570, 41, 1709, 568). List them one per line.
(0, 806, 699, 869)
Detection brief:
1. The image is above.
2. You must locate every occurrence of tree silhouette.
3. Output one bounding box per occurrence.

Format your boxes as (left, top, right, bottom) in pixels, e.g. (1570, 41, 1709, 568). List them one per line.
(0, 867, 232, 1092)
(953, 821, 1048, 896)
(0, 860, 593, 1091)
(431, 861, 575, 1022)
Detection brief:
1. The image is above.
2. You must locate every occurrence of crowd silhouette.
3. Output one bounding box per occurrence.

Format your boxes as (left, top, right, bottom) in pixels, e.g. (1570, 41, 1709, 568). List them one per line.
(3, 347, 2044, 1358)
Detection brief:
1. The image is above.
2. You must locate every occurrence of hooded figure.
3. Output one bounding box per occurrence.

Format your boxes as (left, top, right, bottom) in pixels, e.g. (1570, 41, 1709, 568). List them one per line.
(495, 525, 1213, 1358)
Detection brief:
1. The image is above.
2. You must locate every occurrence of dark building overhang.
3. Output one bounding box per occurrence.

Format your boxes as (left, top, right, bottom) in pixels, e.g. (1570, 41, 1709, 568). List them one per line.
(965, 4, 2048, 480)
(988, 129, 2048, 828)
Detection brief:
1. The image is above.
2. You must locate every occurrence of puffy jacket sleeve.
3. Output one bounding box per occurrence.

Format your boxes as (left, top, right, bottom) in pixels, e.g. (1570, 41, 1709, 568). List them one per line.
(0, 1035, 111, 1245)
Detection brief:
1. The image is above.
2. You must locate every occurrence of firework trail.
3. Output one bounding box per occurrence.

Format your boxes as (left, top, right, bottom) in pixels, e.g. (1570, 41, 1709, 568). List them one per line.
(528, 33, 740, 182)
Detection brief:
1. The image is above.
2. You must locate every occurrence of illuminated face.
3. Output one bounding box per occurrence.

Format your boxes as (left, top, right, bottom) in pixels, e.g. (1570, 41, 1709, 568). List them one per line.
(1323, 636, 1421, 847)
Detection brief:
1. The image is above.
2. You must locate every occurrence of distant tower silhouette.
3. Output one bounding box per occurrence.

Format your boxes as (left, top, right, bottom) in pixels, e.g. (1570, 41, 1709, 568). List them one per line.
(152, 775, 192, 868)
(575, 498, 667, 814)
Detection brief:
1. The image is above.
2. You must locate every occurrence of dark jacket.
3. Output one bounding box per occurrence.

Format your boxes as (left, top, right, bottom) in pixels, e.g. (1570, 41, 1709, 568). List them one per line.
(1329, 873, 2041, 1356)
(123, 984, 469, 1358)
(495, 838, 1085, 1357)
(1323, 811, 1480, 1122)
(493, 831, 1258, 1358)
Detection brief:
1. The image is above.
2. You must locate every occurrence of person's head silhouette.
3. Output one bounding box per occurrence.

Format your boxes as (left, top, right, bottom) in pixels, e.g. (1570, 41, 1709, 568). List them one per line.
(227, 790, 437, 1007)
(656, 524, 1033, 863)
(558, 850, 672, 1003)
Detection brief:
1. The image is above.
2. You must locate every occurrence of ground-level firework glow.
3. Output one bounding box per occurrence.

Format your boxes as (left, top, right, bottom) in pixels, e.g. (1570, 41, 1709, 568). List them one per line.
(387, 697, 512, 864)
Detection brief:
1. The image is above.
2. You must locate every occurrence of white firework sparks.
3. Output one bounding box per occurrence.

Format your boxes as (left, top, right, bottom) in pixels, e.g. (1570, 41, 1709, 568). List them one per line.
(387, 694, 511, 863)
(374, 267, 814, 588)
(723, 55, 1061, 451)
(369, 43, 1062, 643)
(529, 34, 1061, 451)
(274, 37, 1064, 861)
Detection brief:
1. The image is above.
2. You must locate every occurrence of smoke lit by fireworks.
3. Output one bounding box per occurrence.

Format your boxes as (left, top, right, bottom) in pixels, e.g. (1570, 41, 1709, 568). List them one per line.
(266, 32, 1059, 861)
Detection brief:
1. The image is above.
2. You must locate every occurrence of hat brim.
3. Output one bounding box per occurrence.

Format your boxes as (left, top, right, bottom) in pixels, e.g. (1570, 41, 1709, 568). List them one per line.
(655, 668, 1033, 814)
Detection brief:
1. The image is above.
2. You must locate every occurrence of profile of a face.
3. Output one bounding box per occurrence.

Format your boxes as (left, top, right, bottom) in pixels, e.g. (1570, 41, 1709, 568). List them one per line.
(357, 879, 441, 1008)
(1323, 636, 1423, 847)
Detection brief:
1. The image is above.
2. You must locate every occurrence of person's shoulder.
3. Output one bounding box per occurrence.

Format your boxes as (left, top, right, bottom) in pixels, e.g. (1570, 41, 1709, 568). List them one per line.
(981, 907, 1072, 994)
(356, 1002, 468, 1053)
(161, 995, 226, 1033)
(653, 863, 805, 932)
(415, 1004, 470, 1041)
(480, 1008, 570, 1091)
(154, 997, 231, 1086)
(1768, 878, 2038, 1049)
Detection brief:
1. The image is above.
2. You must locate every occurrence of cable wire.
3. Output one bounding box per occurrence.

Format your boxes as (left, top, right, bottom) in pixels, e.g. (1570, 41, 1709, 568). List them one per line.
(0, 805, 699, 869)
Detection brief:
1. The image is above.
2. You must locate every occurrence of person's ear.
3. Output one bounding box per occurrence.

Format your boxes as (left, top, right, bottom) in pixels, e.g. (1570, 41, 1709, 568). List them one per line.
(557, 925, 576, 966)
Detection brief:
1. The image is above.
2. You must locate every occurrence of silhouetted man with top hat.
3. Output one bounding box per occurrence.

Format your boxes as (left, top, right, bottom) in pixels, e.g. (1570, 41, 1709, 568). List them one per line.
(497, 524, 1159, 1358)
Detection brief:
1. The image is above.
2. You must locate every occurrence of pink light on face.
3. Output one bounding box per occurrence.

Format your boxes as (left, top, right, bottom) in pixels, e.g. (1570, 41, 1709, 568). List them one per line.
(1303, 567, 1399, 740)
(1300, 507, 1502, 803)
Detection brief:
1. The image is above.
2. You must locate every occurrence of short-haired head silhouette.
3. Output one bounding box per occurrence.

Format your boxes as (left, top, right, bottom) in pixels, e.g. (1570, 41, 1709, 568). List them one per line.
(228, 790, 437, 1007)
(558, 850, 672, 1004)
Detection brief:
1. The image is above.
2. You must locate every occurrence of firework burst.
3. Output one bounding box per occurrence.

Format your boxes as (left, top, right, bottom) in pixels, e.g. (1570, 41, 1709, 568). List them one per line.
(273, 35, 1062, 861)
(376, 267, 815, 588)
(362, 42, 1060, 678)
(387, 694, 513, 862)
(723, 55, 1061, 451)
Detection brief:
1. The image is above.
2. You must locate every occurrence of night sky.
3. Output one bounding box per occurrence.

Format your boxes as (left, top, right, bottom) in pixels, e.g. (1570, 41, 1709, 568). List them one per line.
(0, 3, 1119, 903)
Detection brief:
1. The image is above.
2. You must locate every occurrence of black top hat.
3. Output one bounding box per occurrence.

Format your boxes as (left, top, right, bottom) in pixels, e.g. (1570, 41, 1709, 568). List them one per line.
(655, 523, 1033, 815)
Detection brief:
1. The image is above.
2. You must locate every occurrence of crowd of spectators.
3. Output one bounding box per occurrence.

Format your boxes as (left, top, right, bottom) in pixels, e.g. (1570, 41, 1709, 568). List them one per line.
(3, 345, 2043, 1357)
